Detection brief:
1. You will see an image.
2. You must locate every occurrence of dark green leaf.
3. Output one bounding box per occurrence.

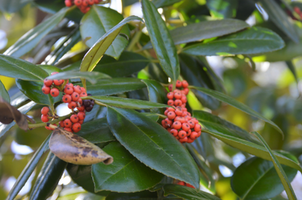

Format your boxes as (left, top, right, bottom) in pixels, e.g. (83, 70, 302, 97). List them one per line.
(163, 184, 220, 200)
(29, 153, 67, 200)
(106, 191, 158, 200)
(80, 15, 142, 73)
(76, 118, 115, 144)
(86, 78, 146, 96)
(94, 51, 149, 77)
(193, 112, 301, 172)
(107, 107, 200, 189)
(142, 79, 167, 113)
(86, 96, 168, 109)
(192, 86, 283, 135)
(153, 0, 181, 8)
(258, 0, 299, 43)
(231, 157, 297, 200)
(92, 142, 163, 192)
(144, 19, 249, 49)
(183, 27, 285, 56)
(47, 71, 111, 84)
(0, 80, 10, 103)
(207, 0, 238, 18)
(285, 61, 298, 84)
(141, 112, 160, 121)
(179, 54, 220, 110)
(252, 132, 297, 200)
(6, 135, 50, 200)
(4, 7, 69, 57)
(16, 79, 62, 105)
(0, 55, 48, 81)
(80, 6, 129, 58)
(142, 0, 180, 81)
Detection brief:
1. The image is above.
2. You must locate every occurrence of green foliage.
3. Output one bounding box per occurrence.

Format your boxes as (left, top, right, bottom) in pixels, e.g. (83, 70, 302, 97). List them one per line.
(1, 0, 302, 199)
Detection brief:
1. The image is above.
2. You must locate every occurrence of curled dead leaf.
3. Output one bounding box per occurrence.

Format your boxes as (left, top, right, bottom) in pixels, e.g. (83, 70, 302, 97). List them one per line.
(49, 128, 113, 165)
(0, 97, 33, 130)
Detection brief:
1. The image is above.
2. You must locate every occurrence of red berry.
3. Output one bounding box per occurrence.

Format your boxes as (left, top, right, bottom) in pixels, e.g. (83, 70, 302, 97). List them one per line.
(167, 100, 174, 106)
(185, 183, 195, 188)
(77, 98, 83, 105)
(74, 0, 82, 6)
(41, 107, 49, 115)
(64, 127, 72, 132)
(64, 86, 74, 94)
(177, 181, 185, 186)
(167, 107, 175, 112)
(77, 105, 85, 111)
(71, 92, 80, 101)
(79, 120, 84, 124)
(168, 84, 173, 91)
(174, 91, 182, 99)
(72, 123, 81, 132)
(167, 92, 174, 99)
(182, 80, 189, 88)
(44, 79, 53, 87)
(172, 121, 181, 129)
(179, 136, 188, 143)
(182, 123, 190, 132)
(190, 131, 199, 140)
(82, 0, 89, 6)
(80, 87, 86, 93)
(77, 112, 86, 120)
(187, 138, 194, 143)
(181, 96, 187, 104)
(194, 124, 202, 132)
(182, 88, 189, 95)
(161, 119, 172, 128)
(175, 116, 185, 123)
(87, 0, 94, 4)
(42, 86, 50, 94)
(54, 79, 64, 86)
(65, 0, 73, 7)
(187, 120, 195, 128)
(63, 119, 72, 127)
(176, 80, 182, 88)
(167, 111, 176, 120)
(174, 99, 182, 106)
(41, 115, 49, 122)
(70, 114, 79, 123)
(62, 94, 72, 103)
(80, 92, 87, 97)
(73, 85, 82, 94)
(50, 88, 60, 97)
(68, 101, 77, 110)
(169, 129, 178, 137)
(178, 130, 186, 139)
(175, 108, 183, 116)
(59, 120, 65, 127)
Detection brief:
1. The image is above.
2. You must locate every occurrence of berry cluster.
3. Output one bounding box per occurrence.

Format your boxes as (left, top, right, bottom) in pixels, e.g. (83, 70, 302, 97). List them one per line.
(176, 181, 195, 189)
(65, 0, 103, 13)
(41, 73, 95, 132)
(161, 80, 202, 143)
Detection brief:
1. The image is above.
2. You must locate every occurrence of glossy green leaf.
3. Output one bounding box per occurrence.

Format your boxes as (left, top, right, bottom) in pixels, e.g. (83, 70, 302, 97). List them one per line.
(0, 55, 48, 81)
(29, 153, 67, 200)
(142, 79, 167, 113)
(93, 52, 150, 77)
(85, 96, 168, 109)
(192, 86, 283, 135)
(4, 7, 69, 57)
(258, 0, 299, 43)
(86, 78, 146, 96)
(144, 19, 249, 49)
(193, 111, 302, 172)
(76, 118, 115, 144)
(142, 0, 180, 81)
(80, 6, 129, 58)
(141, 112, 160, 121)
(231, 157, 297, 200)
(207, 0, 238, 19)
(92, 142, 163, 192)
(163, 184, 220, 200)
(6, 135, 50, 200)
(183, 27, 285, 56)
(80, 15, 142, 73)
(47, 71, 111, 84)
(0, 80, 10, 103)
(179, 54, 220, 110)
(16, 79, 62, 105)
(253, 132, 297, 200)
(107, 107, 200, 189)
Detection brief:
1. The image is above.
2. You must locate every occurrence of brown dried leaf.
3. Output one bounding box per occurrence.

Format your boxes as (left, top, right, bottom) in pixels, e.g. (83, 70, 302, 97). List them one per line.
(0, 97, 31, 130)
(49, 128, 113, 165)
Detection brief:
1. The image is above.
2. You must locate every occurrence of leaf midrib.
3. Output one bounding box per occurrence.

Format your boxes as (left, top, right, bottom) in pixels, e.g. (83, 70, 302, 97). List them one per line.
(241, 165, 274, 199)
(112, 107, 196, 185)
